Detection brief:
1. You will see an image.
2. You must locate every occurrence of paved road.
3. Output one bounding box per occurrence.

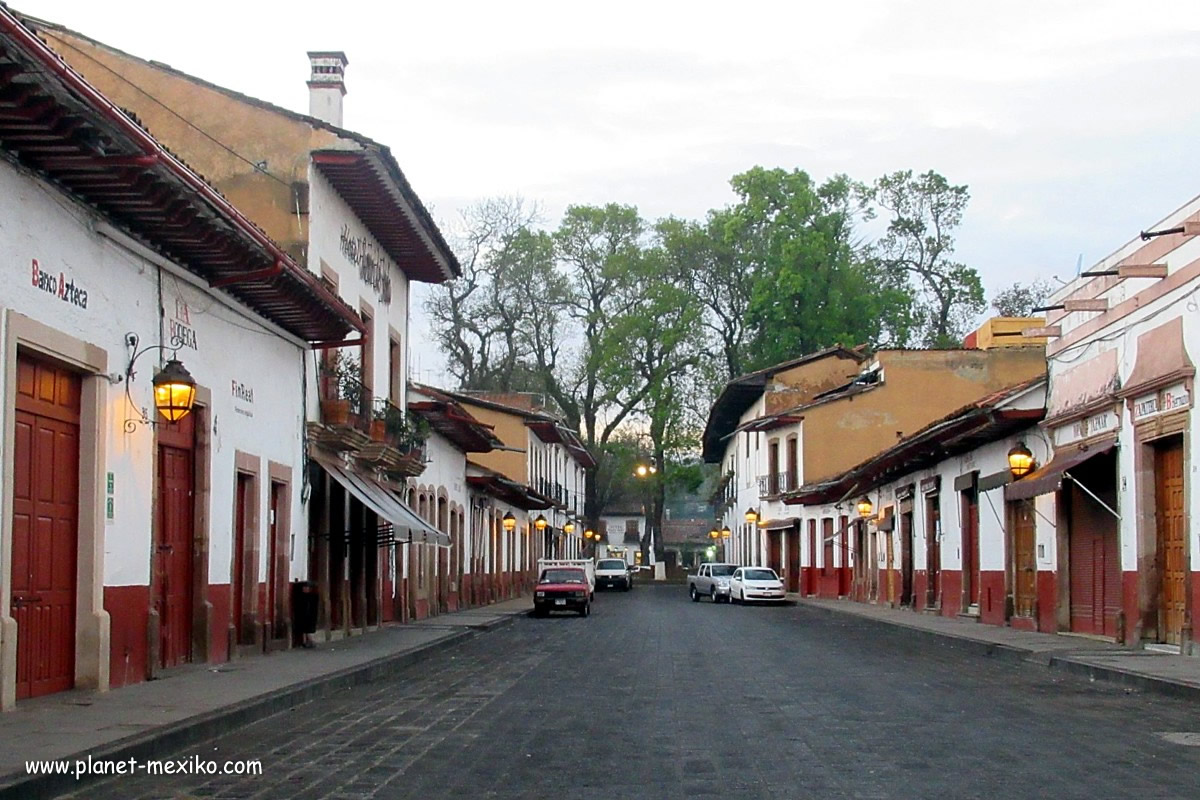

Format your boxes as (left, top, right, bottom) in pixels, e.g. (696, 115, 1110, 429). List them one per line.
(61, 586, 1200, 799)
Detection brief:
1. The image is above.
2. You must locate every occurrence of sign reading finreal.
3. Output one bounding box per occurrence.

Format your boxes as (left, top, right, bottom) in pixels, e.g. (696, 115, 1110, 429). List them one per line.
(31, 258, 87, 309)
(232, 380, 254, 418)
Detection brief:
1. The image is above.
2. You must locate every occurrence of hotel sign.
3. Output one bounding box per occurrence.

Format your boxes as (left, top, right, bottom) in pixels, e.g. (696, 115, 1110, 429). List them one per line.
(1132, 382, 1190, 423)
(1053, 408, 1117, 447)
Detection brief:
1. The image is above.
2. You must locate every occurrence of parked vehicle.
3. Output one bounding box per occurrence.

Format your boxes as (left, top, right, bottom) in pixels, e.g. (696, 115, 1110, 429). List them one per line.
(689, 563, 737, 603)
(595, 558, 633, 591)
(537, 559, 595, 598)
(533, 566, 592, 617)
(729, 567, 786, 604)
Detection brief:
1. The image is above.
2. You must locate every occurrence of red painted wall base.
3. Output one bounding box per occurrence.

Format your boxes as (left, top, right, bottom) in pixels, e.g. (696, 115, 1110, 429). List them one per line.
(104, 585, 149, 689)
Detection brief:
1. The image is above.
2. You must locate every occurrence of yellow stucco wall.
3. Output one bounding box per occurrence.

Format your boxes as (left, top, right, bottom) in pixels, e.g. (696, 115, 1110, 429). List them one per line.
(456, 401, 529, 483)
(40, 28, 352, 262)
(765, 353, 863, 414)
(800, 348, 1046, 483)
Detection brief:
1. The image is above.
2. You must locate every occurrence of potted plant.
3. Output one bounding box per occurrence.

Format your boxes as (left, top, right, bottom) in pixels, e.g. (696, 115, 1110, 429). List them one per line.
(320, 351, 362, 426)
(370, 399, 392, 442)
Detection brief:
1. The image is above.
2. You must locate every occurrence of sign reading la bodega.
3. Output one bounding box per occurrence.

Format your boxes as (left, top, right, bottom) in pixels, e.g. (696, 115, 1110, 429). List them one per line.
(339, 224, 392, 305)
(31, 258, 88, 309)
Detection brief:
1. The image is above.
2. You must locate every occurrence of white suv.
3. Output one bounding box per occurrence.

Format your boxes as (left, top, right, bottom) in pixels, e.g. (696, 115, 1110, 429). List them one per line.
(595, 558, 633, 591)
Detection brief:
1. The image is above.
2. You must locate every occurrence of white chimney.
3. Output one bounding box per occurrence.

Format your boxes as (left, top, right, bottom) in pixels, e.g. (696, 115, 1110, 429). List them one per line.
(307, 51, 348, 127)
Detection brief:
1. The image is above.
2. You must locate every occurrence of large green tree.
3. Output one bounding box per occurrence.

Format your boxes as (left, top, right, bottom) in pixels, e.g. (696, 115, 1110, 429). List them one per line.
(863, 170, 986, 347)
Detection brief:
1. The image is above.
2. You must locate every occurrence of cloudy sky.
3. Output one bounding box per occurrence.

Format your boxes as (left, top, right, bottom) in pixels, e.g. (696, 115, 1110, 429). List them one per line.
(22, 0, 1200, 383)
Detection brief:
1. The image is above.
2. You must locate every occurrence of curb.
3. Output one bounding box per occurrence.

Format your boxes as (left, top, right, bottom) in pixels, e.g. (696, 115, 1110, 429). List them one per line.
(797, 600, 1200, 701)
(0, 616, 516, 800)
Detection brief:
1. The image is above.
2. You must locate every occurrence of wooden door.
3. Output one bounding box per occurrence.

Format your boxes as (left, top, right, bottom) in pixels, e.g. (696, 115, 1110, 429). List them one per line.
(962, 490, 980, 609)
(156, 413, 196, 668)
(1155, 438, 1185, 645)
(868, 530, 879, 601)
(807, 523, 817, 594)
(885, 532, 895, 605)
(767, 530, 782, 575)
(233, 472, 253, 646)
(900, 512, 914, 606)
(1068, 480, 1121, 637)
(1011, 500, 1036, 619)
(786, 528, 800, 593)
(925, 495, 941, 607)
(11, 354, 80, 699)
(267, 480, 287, 641)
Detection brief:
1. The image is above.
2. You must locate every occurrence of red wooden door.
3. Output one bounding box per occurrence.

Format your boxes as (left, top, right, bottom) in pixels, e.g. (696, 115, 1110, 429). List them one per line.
(156, 413, 195, 668)
(786, 528, 800, 593)
(767, 530, 782, 575)
(822, 518, 835, 596)
(267, 480, 287, 642)
(1156, 439, 1185, 644)
(925, 495, 941, 608)
(11, 354, 80, 699)
(1068, 481, 1121, 637)
(900, 512, 914, 606)
(962, 490, 980, 609)
(233, 473, 253, 646)
(807, 522, 817, 595)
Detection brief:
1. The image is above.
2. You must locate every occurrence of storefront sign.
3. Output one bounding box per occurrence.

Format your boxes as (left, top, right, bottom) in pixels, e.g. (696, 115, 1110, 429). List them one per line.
(1132, 382, 1190, 423)
(232, 380, 254, 418)
(31, 258, 88, 309)
(339, 224, 392, 305)
(1054, 408, 1117, 447)
(169, 299, 198, 350)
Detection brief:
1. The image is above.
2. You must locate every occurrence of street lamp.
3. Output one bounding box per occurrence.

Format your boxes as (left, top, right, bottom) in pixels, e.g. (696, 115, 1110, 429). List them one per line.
(534, 514, 548, 532)
(502, 512, 516, 532)
(720, 525, 731, 539)
(744, 507, 758, 525)
(563, 519, 576, 535)
(856, 496, 873, 519)
(1008, 442, 1035, 479)
(152, 359, 197, 422)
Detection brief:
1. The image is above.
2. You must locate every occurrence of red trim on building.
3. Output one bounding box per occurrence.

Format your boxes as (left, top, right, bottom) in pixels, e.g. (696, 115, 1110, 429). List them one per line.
(104, 585, 149, 689)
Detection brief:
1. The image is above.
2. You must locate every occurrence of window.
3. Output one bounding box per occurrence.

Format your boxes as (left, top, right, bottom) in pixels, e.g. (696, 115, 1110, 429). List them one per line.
(768, 440, 780, 495)
(389, 333, 402, 404)
(786, 437, 798, 491)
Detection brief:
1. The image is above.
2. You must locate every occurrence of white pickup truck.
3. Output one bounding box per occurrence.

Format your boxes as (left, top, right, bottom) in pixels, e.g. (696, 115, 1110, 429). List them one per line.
(537, 559, 595, 598)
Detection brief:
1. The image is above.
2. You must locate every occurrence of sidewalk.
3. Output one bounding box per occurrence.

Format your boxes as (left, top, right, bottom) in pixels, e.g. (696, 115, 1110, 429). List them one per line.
(796, 596, 1200, 700)
(0, 596, 531, 800)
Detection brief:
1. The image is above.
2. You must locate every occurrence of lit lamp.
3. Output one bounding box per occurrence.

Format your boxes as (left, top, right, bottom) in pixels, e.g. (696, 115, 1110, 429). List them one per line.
(563, 519, 576, 535)
(534, 514, 548, 532)
(584, 529, 595, 540)
(709, 528, 720, 540)
(1008, 442, 1035, 479)
(635, 464, 649, 478)
(502, 512, 516, 532)
(856, 496, 873, 519)
(720, 526, 731, 539)
(744, 507, 758, 525)
(152, 359, 197, 422)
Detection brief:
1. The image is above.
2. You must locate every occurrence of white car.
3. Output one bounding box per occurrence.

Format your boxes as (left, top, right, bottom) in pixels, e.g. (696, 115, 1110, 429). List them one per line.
(595, 558, 633, 591)
(729, 567, 787, 603)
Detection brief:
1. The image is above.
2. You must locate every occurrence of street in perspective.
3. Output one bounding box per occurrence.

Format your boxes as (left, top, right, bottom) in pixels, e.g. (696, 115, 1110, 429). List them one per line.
(41, 587, 1200, 799)
(2, 2, 1200, 799)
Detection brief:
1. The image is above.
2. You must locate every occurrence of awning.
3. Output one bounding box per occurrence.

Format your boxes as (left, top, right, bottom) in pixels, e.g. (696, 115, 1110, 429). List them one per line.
(763, 517, 799, 531)
(312, 453, 449, 546)
(1004, 436, 1116, 502)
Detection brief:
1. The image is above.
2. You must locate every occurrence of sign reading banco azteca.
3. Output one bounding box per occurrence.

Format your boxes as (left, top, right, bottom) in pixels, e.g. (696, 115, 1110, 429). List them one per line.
(1132, 382, 1190, 423)
(1053, 408, 1117, 447)
(339, 224, 392, 305)
(31, 258, 88, 309)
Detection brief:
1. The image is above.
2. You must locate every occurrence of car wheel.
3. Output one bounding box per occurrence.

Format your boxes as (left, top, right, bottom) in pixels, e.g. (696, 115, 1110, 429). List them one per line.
(690, 586, 699, 602)
(580, 602, 591, 617)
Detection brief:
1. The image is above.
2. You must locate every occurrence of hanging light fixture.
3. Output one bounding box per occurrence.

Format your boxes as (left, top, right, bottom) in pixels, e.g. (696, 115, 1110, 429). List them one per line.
(1008, 442, 1035, 478)
(563, 519, 576, 535)
(534, 514, 548, 532)
(709, 527, 720, 540)
(584, 528, 595, 540)
(720, 525, 731, 539)
(502, 512, 516, 532)
(744, 507, 758, 524)
(152, 359, 197, 422)
(857, 496, 874, 519)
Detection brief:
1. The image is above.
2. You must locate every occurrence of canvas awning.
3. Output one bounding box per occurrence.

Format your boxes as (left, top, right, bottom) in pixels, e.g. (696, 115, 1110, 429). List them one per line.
(312, 453, 449, 546)
(763, 517, 799, 531)
(1004, 436, 1116, 502)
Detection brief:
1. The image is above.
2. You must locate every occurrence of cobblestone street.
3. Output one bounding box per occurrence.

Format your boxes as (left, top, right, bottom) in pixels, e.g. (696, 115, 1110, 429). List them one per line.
(62, 586, 1200, 799)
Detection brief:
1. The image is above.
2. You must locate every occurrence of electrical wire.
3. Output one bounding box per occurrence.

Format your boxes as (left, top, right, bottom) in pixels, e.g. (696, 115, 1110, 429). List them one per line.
(47, 34, 293, 190)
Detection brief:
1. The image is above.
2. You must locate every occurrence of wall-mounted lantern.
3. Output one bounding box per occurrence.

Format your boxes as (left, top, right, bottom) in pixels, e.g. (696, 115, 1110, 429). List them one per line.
(856, 496, 873, 519)
(1007, 442, 1035, 479)
(534, 514, 548, 532)
(502, 512, 516, 532)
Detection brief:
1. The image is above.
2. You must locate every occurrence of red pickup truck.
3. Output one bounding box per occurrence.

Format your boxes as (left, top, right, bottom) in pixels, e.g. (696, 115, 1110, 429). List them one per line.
(533, 566, 592, 617)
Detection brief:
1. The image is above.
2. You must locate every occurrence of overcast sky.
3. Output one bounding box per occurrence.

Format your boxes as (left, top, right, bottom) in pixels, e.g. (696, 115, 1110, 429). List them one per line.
(22, 0, 1200, 384)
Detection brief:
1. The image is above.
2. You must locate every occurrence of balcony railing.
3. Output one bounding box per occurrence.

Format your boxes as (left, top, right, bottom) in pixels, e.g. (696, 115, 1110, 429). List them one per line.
(318, 359, 371, 435)
(758, 471, 789, 498)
